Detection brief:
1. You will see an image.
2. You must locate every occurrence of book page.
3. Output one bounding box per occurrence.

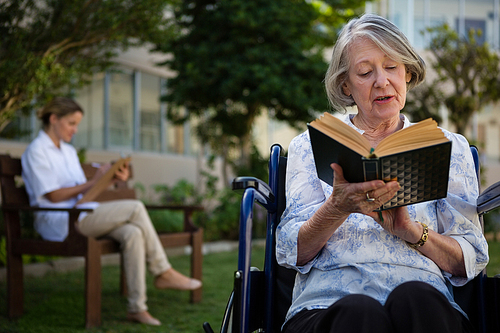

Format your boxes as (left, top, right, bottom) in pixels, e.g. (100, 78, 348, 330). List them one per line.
(309, 113, 449, 158)
(375, 118, 449, 156)
(309, 112, 371, 156)
(76, 157, 131, 205)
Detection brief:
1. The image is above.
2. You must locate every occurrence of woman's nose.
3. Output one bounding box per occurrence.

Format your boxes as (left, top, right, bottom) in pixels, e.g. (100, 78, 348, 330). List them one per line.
(374, 70, 389, 88)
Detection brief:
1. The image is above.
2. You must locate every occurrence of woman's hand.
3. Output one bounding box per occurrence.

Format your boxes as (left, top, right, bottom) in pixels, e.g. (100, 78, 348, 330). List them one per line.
(367, 188, 467, 277)
(91, 163, 111, 182)
(113, 161, 130, 182)
(329, 163, 400, 216)
(368, 206, 423, 244)
(297, 163, 400, 265)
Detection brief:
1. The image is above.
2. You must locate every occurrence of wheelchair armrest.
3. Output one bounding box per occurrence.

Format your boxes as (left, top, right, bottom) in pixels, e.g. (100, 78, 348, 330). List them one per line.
(232, 176, 275, 203)
(477, 180, 500, 215)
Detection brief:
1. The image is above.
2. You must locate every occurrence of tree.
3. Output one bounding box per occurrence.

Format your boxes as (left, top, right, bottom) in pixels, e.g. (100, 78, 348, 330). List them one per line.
(157, 0, 365, 179)
(423, 24, 500, 135)
(404, 81, 443, 124)
(0, 0, 177, 133)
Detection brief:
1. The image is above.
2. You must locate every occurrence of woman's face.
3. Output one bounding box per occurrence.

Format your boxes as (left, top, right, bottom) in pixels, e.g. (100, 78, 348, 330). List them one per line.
(342, 38, 411, 122)
(49, 111, 83, 144)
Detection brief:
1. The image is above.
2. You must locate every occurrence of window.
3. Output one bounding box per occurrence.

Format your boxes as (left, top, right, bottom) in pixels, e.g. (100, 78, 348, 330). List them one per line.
(74, 72, 105, 149)
(109, 70, 134, 150)
(140, 72, 161, 152)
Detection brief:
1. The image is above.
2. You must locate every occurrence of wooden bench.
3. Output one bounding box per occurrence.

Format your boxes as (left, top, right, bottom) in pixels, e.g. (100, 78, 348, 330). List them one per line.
(0, 154, 203, 328)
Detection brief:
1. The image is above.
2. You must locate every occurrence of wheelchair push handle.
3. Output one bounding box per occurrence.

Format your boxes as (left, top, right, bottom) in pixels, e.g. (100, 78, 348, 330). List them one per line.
(232, 176, 275, 204)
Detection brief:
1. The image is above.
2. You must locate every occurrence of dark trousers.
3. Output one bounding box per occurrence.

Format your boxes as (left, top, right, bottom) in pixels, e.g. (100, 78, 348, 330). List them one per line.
(282, 281, 476, 333)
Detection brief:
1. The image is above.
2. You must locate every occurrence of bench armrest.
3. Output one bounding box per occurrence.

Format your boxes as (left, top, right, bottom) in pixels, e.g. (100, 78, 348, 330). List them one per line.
(2, 205, 94, 237)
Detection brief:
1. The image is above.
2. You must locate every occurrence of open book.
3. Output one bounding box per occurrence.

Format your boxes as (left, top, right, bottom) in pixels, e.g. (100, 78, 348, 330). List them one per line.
(76, 157, 131, 205)
(308, 112, 452, 210)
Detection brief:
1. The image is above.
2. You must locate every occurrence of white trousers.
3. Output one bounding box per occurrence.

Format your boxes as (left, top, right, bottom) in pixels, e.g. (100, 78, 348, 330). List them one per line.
(77, 199, 171, 313)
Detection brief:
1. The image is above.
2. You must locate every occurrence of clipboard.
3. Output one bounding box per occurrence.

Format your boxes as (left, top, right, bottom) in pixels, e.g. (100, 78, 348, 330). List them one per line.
(76, 156, 131, 205)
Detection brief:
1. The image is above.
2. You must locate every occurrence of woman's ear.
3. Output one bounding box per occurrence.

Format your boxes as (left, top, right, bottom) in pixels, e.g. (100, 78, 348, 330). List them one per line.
(405, 70, 412, 83)
(342, 82, 351, 97)
(49, 113, 58, 125)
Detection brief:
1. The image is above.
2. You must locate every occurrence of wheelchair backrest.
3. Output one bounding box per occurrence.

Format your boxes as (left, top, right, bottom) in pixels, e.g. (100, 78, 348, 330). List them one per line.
(267, 144, 486, 333)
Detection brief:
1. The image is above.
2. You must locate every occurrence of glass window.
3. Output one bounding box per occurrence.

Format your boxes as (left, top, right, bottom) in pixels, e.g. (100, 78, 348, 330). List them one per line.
(429, 0, 459, 28)
(390, 0, 409, 38)
(140, 72, 161, 152)
(413, 0, 427, 49)
(166, 122, 185, 154)
(74, 72, 105, 149)
(109, 69, 134, 150)
(188, 116, 200, 155)
(464, 0, 494, 46)
(0, 109, 35, 142)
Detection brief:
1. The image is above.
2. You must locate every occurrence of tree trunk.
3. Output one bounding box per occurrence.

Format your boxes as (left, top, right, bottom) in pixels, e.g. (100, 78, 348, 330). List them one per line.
(238, 104, 258, 170)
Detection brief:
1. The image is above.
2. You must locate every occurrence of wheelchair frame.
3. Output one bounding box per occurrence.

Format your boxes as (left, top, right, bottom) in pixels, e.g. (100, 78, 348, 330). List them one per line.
(204, 143, 500, 333)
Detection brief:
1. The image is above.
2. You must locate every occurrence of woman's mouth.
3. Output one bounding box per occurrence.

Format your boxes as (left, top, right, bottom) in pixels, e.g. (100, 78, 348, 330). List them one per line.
(375, 96, 394, 103)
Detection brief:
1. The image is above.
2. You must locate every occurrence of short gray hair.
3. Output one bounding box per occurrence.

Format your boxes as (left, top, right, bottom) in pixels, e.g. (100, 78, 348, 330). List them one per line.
(325, 13, 426, 112)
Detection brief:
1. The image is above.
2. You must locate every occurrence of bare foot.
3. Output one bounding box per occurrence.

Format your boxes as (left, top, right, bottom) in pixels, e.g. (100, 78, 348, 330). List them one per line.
(154, 268, 202, 290)
(127, 311, 161, 326)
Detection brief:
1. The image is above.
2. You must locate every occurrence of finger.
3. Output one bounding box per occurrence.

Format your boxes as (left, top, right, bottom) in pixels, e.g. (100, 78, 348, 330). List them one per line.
(372, 181, 400, 202)
(330, 163, 347, 184)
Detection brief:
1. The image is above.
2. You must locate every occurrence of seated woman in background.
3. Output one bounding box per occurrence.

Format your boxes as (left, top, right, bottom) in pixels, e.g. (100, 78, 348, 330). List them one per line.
(276, 13, 488, 333)
(21, 97, 202, 326)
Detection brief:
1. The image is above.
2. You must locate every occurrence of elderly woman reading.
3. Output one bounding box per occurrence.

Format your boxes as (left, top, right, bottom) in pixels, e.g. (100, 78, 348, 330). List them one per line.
(276, 13, 488, 333)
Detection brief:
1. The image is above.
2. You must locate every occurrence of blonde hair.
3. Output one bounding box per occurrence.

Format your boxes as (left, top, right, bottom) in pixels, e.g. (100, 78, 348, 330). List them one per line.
(325, 13, 426, 112)
(38, 97, 83, 128)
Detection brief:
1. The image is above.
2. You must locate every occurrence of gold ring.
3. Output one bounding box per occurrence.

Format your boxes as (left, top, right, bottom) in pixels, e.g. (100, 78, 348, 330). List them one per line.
(366, 192, 376, 202)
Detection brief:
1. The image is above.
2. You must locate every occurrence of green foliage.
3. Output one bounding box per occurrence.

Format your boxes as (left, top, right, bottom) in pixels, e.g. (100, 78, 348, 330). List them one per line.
(483, 209, 500, 242)
(200, 145, 269, 241)
(0, 236, 5, 267)
(153, 178, 203, 205)
(148, 209, 185, 233)
(145, 145, 269, 241)
(77, 148, 87, 164)
(201, 187, 244, 241)
(424, 23, 500, 134)
(403, 81, 443, 124)
(157, 0, 364, 172)
(0, 0, 178, 132)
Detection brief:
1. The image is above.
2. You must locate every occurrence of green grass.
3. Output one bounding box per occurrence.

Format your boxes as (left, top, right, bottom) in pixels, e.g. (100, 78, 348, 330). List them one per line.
(0, 246, 265, 333)
(1, 240, 500, 333)
(486, 240, 500, 277)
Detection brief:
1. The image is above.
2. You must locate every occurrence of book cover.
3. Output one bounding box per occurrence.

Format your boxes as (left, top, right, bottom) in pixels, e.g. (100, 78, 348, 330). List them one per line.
(308, 121, 452, 210)
(76, 157, 131, 205)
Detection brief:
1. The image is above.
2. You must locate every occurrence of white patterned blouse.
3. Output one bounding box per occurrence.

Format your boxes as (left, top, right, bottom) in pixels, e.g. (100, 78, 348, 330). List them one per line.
(276, 114, 489, 325)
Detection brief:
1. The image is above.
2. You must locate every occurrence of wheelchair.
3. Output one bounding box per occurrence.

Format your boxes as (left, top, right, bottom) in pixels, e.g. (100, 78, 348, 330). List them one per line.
(204, 143, 500, 333)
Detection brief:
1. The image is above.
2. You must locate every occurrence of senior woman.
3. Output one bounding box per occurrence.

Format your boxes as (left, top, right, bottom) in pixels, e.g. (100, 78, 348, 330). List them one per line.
(276, 13, 488, 333)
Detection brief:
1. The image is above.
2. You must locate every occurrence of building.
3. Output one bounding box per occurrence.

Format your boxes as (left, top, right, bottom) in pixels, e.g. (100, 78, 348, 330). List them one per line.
(1, 0, 499, 193)
(369, 0, 500, 188)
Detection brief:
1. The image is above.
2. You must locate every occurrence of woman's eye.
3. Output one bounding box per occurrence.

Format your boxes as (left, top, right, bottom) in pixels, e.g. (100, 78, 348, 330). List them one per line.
(360, 71, 371, 76)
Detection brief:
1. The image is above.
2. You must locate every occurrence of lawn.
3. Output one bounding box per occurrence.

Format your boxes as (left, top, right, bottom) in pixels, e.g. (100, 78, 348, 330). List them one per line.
(486, 240, 500, 277)
(0, 241, 499, 333)
(0, 246, 266, 333)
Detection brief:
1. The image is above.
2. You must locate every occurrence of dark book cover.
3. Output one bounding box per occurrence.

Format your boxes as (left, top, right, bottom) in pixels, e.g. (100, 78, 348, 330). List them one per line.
(308, 124, 452, 210)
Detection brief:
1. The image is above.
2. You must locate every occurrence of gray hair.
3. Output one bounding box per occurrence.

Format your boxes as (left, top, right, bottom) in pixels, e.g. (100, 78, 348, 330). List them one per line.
(325, 13, 426, 112)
